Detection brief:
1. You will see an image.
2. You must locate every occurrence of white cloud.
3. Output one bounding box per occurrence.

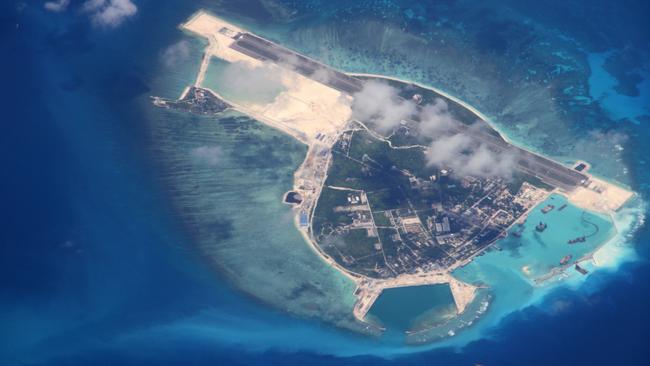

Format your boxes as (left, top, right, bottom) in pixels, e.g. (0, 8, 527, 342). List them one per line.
(310, 68, 333, 84)
(464, 144, 518, 178)
(425, 133, 472, 168)
(44, 0, 70, 12)
(425, 130, 518, 179)
(275, 53, 334, 85)
(278, 52, 300, 69)
(351, 80, 417, 133)
(191, 146, 223, 166)
(352, 80, 518, 179)
(161, 40, 191, 67)
(218, 61, 286, 102)
(82, 0, 137, 28)
(418, 98, 457, 137)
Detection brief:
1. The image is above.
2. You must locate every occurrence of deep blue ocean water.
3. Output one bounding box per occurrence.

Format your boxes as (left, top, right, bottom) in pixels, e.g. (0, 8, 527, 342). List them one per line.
(2, 0, 649, 365)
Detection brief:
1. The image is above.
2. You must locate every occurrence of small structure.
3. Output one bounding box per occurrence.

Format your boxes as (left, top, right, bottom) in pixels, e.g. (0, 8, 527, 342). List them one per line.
(568, 236, 586, 244)
(299, 211, 309, 227)
(573, 160, 590, 172)
(442, 217, 451, 232)
(218, 27, 239, 38)
(347, 194, 361, 205)
(284, 191, 303, 205)
(541, 204, 555, 214)
(575, 264, 589, 275)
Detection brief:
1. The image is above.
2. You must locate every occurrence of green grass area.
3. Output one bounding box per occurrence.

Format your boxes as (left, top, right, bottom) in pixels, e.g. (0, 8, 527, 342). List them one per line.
(348, 129, 434, 179)
(388, 130, 422, 148)
(378, 228, 401, 259)
(372, 211, 392, 227)
(355, 75, 502, 140)
(507, 171, 555, 194)
(403, 186, 441, 211)
(319, 231, 386, 278)
(367, 188, 408, 212)
(325, 152, 389, 191)
(360, 76, 476, 125)
(337, 229, 380, 259)
(440, 181, 476, 206)
(419, 245, 452, 262)
(348, 128, 378, 160)
(351, 253, 385, 276)
(312, 187, 355, 235)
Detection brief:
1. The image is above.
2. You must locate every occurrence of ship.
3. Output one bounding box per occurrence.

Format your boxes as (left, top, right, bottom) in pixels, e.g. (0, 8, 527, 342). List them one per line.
(575, 264, 589, 275)
(541, 204, 555, 214)
(568, 236, 586, 244)
(560, 254, 573, 266)
(535, 222, 547, 232)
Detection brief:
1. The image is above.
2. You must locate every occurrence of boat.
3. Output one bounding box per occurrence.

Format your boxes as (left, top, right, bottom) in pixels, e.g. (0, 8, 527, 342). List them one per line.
(568, 236, 586, 244)
(560, 254, 573, 266)
(575, 264, 588, 275)
(558, 204, 567, 211)
(541, 204, 555, 214)
(535, 222, 547, 232)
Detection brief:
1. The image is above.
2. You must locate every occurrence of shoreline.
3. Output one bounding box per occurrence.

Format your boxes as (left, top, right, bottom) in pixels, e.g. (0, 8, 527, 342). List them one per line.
(173, 9, 637, 340)
(350, 72, 635, 216)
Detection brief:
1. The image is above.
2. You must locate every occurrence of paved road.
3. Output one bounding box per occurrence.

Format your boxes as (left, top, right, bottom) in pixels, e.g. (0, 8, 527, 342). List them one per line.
(229, 32, 589, 191)
(435, 122, 588, 190)
(231, 33, 364, 94)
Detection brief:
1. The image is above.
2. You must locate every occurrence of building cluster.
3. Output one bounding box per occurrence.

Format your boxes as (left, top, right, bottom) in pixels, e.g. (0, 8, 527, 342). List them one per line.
(294, 143, 333, 228)
(314, 160, 549, 277)
(152, 86, 230, 115)
(310, 119, 553, 278)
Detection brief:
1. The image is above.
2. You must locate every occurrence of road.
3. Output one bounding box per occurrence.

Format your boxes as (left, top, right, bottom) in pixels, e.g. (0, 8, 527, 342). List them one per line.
(230, 33, 364, 94)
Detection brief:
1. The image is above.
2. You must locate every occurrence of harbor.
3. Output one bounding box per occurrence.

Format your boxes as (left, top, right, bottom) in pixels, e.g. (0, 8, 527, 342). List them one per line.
(485, 194, 616, 282)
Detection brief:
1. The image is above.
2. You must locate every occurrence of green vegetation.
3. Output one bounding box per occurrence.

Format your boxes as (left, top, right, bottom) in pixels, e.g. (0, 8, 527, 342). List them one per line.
(507, 171, 555, 194)
(367, 188, 407, 212)
(338, 229, 379, 257)
(312, 187, 354, 234)
(311, 76, 558, 278)
(325, 152, 384, 191)
(348, 130, 433, 179)
(377, 228, 400, 258)
(372, 211, 392, 227)
(355, 75, 502, 139)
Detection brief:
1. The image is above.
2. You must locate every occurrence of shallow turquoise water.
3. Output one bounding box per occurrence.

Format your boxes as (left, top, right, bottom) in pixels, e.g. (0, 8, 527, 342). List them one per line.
(428, 194, 618, 343)
(360, 194, 622, 345)
(495, 194, 616, 279)
(367, 285, 456, 332)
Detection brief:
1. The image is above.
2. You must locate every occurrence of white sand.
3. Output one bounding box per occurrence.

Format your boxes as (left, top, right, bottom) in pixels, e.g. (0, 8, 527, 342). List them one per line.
(352, 272, 478, 323)
(182, 11, 351, 146)
(566, 176, 635, 214)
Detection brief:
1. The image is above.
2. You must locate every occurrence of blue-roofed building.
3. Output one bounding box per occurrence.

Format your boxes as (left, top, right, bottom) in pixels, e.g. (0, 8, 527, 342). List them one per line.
(299, 211, 309, 227)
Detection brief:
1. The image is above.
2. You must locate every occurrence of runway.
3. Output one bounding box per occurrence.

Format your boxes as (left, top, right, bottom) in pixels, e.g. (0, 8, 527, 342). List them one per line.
(229, 31, 589, 191)
(230, 33, 364, 94)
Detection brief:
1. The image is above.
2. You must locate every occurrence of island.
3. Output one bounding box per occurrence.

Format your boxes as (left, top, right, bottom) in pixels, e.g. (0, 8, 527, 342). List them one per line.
(153, 10, 635, 337)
